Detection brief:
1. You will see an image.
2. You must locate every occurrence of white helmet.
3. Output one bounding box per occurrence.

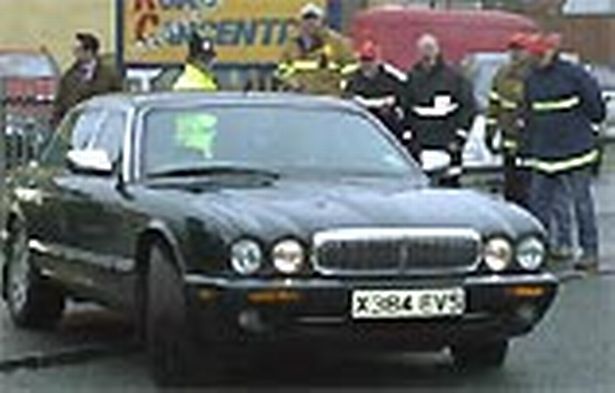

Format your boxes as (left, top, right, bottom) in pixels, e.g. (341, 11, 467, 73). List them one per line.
(300, 2, 325, 19)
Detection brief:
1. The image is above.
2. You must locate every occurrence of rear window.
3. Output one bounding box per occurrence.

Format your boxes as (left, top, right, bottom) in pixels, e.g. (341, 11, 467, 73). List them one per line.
(0, 53, 56, 78)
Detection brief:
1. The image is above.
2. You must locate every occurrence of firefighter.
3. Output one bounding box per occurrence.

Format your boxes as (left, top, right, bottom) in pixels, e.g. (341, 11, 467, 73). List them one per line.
(524, 33, 606, 272)
(485, 32, 533, 207)
(403, 34, 477, 187)
(276, 2, 357, 96)
(343, 41, 419, 158)
(173, 33, 219, 91)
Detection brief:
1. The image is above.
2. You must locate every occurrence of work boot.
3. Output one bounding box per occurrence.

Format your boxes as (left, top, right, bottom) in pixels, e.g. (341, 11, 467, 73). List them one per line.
(549, 247, 576, 261)
(574, 255, 599, 274)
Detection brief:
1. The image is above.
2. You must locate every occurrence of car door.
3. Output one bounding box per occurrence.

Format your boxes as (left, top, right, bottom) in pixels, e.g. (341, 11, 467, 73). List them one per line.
(59, 108, 139, 304)
(70, 109, 135, 271)
(16, 107, 105, 282)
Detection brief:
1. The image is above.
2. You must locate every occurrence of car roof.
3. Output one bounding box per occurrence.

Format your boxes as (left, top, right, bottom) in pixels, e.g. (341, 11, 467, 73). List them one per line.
(86, 92, 362, 112)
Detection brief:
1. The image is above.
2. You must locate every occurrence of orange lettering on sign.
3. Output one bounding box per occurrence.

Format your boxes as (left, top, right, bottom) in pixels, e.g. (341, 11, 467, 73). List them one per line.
(134, 0, 156, 12)
(135, 13, 160, 41)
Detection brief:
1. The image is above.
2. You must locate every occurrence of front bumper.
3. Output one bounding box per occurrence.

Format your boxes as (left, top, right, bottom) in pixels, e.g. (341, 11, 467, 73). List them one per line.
(184, 273, 558, 349)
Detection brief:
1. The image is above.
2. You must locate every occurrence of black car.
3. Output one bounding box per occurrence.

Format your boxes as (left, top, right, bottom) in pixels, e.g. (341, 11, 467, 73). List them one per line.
(1, 92, 557, 385)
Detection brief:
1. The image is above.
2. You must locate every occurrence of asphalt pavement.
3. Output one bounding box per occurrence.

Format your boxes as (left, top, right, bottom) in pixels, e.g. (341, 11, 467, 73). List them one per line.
(1, 173, 615, 392)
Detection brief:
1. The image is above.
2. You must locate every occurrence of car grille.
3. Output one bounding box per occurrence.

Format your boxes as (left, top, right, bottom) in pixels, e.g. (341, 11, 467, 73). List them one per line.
(312, 228, 482, 276)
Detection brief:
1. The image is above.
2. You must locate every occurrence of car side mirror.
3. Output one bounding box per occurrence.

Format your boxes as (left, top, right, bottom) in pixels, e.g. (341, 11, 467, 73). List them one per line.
(66, 149, 113, 175)
(421, 150, 451, 176)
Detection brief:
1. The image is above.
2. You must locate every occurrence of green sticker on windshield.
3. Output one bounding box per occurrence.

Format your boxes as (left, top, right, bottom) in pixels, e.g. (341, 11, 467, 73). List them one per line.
(175, 113, 218, 158)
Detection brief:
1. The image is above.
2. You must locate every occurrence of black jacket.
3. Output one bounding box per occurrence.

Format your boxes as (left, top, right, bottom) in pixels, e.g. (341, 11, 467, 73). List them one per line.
(344, 64, 405, 137)
(403, 58, 476, 150)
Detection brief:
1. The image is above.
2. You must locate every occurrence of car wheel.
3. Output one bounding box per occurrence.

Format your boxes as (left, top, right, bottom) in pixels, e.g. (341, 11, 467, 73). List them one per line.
(146, 242, 196, 387)
(450, 339, 509, 369)
(5, 220, 65, 329)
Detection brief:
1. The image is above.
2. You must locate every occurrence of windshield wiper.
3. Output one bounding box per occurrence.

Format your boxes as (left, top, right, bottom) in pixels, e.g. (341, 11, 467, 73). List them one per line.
(148, 164, 282, 179)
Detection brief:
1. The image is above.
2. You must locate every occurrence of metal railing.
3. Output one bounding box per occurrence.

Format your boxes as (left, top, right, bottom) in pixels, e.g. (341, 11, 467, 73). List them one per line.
(0, 78, 53, 171)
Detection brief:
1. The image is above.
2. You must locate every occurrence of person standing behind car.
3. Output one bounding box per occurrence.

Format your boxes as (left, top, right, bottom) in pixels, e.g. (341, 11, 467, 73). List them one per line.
(52, 33, 122, 127)
(343, 41, 420, 160)
(524, 33, 606, 272)
(276, 3, 357, 96)
(403, 34, 477, 187)
(173, 33, 220, 159)
(173, 33, 219, 91)
(485, 32, 533, 207)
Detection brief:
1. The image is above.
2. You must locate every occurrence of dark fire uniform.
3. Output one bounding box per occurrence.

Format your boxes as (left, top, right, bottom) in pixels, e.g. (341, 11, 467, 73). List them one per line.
(343, 64, 419, 158)
(403, 58, 477, 186)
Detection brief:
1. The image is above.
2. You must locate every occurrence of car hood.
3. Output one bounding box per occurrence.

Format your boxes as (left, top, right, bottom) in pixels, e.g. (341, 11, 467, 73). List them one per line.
(149, 178, 541, 242)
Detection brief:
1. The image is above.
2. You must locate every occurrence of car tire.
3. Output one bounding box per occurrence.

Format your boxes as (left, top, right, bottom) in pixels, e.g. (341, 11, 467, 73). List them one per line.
(4, 220, 65, 329)
(450, 339, 509, 369)
(146, 242, 196, 387)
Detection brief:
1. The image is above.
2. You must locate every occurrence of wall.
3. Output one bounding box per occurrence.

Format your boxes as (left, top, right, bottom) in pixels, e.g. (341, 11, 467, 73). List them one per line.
(564, 0, 615, 14)
(539, 15, 615, 65)
(0, 0, 115, 70)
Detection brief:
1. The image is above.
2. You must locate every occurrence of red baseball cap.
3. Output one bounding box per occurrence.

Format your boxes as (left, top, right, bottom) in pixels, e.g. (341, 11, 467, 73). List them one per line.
(507, 32, 530, 50)
(525, 33, 562, 56)
(358, 41, 380, 61)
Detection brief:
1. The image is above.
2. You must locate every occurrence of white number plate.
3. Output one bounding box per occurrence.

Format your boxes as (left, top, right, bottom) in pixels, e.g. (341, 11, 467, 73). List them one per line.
(351, 288, 466, 319)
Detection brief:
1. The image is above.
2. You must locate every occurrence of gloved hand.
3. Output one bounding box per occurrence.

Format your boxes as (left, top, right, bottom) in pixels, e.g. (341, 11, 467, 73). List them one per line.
(452, 129, 469, 152)
(448, 140, 462, 153)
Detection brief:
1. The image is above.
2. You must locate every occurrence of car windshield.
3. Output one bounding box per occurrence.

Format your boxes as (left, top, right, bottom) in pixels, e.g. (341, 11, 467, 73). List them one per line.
(142, 105, 421, 179)
(0, 53, 56, 78)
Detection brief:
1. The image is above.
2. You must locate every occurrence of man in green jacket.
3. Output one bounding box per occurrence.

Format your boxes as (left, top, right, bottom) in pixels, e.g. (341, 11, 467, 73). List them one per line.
(485, 32, 533, 207)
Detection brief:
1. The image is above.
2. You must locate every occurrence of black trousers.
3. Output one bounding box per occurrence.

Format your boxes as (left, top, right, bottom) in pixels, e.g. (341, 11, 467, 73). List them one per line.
(378, 110, 421, 161)
(503, 152, 530, 208)
(439, 148, 463, 188)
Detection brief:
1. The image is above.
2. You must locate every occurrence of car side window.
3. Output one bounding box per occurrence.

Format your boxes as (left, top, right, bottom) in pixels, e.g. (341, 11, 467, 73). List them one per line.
(70, 110, 106, 150)
(91, 111, 126, 165)
(40, 109, 106, 168)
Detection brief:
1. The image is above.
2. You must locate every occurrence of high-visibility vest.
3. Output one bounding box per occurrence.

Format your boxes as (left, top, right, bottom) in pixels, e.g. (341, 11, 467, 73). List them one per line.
(173, 63, 218, 92)
(276, 29, 357, 96)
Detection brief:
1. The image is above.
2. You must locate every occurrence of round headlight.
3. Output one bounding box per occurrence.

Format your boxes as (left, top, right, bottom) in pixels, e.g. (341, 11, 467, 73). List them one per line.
(272, 240, 305, 274)
(516, 237, 546, 271)
(484, 237, 513, 272)
(230, 240, 263, 275)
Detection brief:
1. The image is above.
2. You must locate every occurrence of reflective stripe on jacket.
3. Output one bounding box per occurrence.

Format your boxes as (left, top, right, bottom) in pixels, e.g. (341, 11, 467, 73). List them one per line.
(524, 58, 606, 173)
(343, 64, 406, 142)
(276, 28, 357, 96)
(485, 59, 530, 155)
(531, 96, 580, 112)
(525, 149, 599, 174)
(173, 63, 218, 91)
(402, 58, 477, 150)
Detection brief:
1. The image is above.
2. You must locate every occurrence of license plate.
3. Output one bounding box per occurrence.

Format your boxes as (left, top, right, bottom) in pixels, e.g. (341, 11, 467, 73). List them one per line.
(351, 288, 466, 319)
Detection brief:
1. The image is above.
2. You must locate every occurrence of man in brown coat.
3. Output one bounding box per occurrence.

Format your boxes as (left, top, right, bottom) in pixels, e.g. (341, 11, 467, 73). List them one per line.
(52, 33, 123, 126)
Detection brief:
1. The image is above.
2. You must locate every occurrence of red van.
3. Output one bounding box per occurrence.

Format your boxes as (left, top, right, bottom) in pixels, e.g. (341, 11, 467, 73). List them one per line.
(351, 6, 538, 69)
